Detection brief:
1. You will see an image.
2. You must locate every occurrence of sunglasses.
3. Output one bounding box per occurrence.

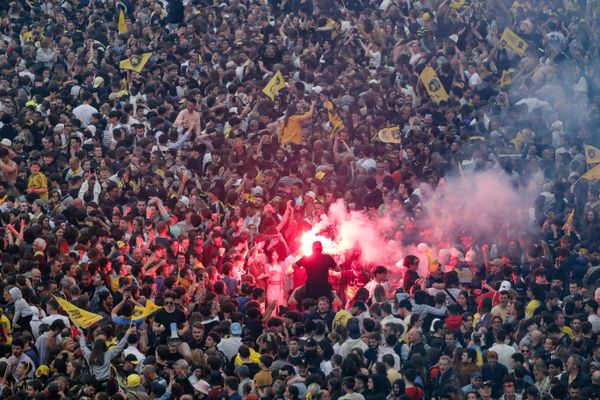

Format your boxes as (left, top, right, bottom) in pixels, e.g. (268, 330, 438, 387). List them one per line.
(164, 301, 174, 305)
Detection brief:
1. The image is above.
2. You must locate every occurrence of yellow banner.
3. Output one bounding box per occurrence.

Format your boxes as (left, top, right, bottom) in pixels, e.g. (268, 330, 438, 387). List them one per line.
(52, 295, 103, 328)
(377, 126, 402, 144)
(450, 0, 465, 9)
(500, 27, 528, 57)
(584, 144, 600, 165)
(131, 300, 162, 321)
(118, 10, 128, 34)
(262, 70, 286, 101)
(419, 66, 449, 104)
(582, 164, 600, 181)
(119, 53, 152, 73)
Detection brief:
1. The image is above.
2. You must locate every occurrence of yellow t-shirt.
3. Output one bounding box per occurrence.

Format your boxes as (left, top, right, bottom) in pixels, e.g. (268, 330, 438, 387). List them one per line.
(27, 172, 48, 200)
(254, 369, 273, 388)
(525, 299, 541, 318)
(0, 314, 12, 345)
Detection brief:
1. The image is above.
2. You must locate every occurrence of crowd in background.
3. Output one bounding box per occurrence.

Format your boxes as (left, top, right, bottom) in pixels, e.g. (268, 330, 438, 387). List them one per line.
(0, 0, 600, 399)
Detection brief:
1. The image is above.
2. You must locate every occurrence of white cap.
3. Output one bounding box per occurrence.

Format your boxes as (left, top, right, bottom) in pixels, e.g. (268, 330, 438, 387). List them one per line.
(499, 281, 512, 292)
(179, 196, 190, 207)
(0, 139, 11, 147)
(93, 76, 104, 88)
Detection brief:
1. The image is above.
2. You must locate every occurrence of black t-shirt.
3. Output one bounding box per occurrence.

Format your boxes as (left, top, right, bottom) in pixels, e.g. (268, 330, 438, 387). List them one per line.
(296, 253, 336, 299)
(154, 308, 187, 343)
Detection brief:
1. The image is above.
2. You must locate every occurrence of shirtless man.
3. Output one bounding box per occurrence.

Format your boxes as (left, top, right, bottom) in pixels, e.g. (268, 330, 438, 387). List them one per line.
(0, 148, 18, 186)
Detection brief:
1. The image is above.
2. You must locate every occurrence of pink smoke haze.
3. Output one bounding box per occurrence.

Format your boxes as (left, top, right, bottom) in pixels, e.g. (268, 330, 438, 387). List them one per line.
(299, 169, 537, 274)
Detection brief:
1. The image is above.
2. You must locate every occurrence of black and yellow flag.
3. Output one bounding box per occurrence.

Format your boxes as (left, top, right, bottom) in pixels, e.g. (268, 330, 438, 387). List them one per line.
(500, 27, 528, 57)
(132, 300, 162, 321)
(325, 101, 344, 135)
(53, 295, 103, 328)
(262, 70, 286, 101)
(419, 66, 449, 104)
(118, 10, 128, 34)
(119, 53, 152, 73)
(450, 0, 466, 9)
(584, 145, 600, 165)
(377, 126, 402, 144)
(499, 68, 515, 88)
(115, 78, 129, 97)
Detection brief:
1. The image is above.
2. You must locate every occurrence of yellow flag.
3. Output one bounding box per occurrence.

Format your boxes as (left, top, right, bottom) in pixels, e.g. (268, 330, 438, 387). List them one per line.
(500, 27, 528, 57)
(499, 69, 515, 88)
(419, 66, 449, 104)
(115, 78, 129, 97)
(566, 209, 575, 225)
(315, 171, 326, 181)
(262, 70, 286, 101)
(377, 126, 402, 144)
(131, 300, 162, 321)
(118, 10, 128, 34)
(582, 164, 600, 181)
(565, 208, 575, 234)
(325, 101, 344, 135)
(584, 144, 600, 165)
(325, 18, 336, 28)
(450, 0, 465, 9)
(425, 249, 440, 273)
(52, 295, 103, 328)
(119, 53, 152, 73)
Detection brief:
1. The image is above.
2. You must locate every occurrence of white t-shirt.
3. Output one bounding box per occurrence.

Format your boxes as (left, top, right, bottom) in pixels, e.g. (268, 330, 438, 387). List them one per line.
(72, 103, 99, 127)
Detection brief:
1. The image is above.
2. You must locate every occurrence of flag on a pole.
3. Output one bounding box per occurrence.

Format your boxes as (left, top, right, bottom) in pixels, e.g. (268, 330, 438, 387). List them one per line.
(262, 70, 286, 101)
(118, 10, 128, 34)
(52, 295, 103, 328)
(500, 27, 528, 57)
(582, 164, 600, 181)
(119, 53, 152, 73)
(419, 66, 449, 104)
(584, 144, 600, 165)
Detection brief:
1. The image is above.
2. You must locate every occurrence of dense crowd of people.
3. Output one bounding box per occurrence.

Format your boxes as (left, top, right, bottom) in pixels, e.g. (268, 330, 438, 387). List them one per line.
(0, 0, 600, 399)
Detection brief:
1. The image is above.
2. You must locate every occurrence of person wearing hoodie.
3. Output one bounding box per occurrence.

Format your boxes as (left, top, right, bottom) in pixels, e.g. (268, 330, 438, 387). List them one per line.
(77, 324, 135, 387)
(5, 287, 34, 335)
